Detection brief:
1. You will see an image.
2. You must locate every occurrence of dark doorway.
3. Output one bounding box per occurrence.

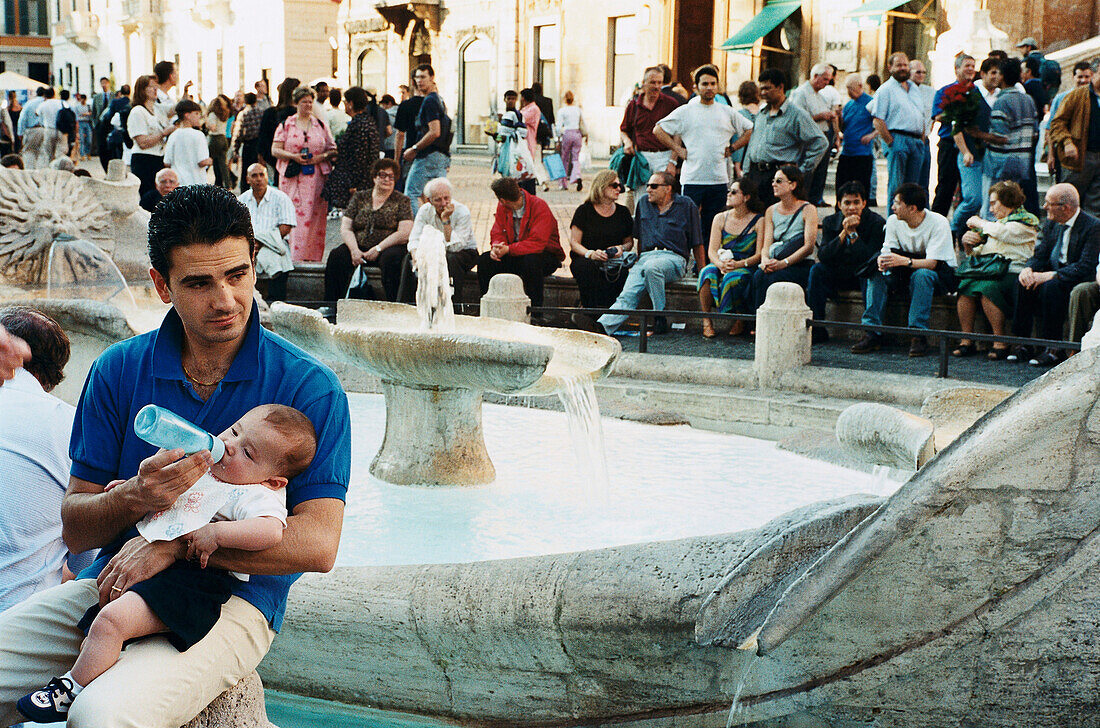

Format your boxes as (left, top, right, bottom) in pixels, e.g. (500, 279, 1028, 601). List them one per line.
(760, 10, 801, 90)
(886, 0, 935, 64)
(27, 62, 50, 84)
(673, 0, 714, 89)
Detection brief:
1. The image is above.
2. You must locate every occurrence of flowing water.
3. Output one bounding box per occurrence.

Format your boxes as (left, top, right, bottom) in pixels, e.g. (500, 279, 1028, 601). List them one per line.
(47, 234, 136, 308)
(413, 227, 455, 333)
(556, 373, 610, 503)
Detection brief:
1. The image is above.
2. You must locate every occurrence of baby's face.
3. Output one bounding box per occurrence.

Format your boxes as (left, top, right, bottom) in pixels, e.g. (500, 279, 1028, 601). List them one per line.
(211, 409, 289, 488)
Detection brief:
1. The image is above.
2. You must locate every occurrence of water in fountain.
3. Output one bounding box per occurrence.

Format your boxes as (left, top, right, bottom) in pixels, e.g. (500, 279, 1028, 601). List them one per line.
(414, 227, 455, 333)
(725, 651, 759, 727)
(557, 373, 610, 502)
(47, 233, 136, 308)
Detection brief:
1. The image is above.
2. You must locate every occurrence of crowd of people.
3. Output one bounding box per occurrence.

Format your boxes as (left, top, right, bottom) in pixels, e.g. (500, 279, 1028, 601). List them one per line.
(4, 41, 1100, 367)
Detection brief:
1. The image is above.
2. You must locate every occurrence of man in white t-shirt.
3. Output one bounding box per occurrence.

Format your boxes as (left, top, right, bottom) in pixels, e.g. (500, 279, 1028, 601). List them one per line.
(654, 64, 752, 251)
(790, 63, 838, 206)
(36, 88, 63, 169)
(853, 182, 957, 357)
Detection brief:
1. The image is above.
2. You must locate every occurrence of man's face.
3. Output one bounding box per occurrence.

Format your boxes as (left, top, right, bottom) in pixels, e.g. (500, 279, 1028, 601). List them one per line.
(839, 193, 866, 219)
(695, 74, 719, 101)
(168, 68, 179, 88)
(414, 69, 433, 94)
(642, 71, 663, 96)
(982, 67, 1002, 91)
(1043, 194, 1076, 224)
(212, 408, 289, 488)
(504, 93, 517, 110)
(499, 196, 524, 212)
(100, 79, 109, 92)
(891, 55, 910, 82)
(316, 84, 329, 101)
(909, 61, 926, 85)
(810, 71, 830, 91)
(891, 195, 916, 222)
(150, 237, 256, 349)
(846, 79, 863, 100)
(958, 59, 976, 83)
(247, 166, 268, 195)
(1077, 68, 1094, 87)
(758, 80, 785, 106)
(429, 188, 452, 215)
(646, 176, 671, 204)
(155, 171, 179, 196)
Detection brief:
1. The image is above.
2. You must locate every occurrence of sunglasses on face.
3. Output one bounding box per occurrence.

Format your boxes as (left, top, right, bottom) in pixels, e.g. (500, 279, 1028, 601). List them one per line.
(608, 181, 623, 189)
(646, 183, 669, 189)
(376, 172, 396, 180)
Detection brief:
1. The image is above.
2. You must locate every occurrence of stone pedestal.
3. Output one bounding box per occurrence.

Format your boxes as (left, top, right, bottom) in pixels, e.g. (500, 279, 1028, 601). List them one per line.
(370, 381, 495, 485)
(754, 283, 811, 388)
(181, 671, 273, 728)
(480, 273, 530, 323)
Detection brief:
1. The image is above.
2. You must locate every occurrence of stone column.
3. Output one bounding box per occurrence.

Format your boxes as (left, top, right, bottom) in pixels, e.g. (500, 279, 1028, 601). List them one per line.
(480, 273, 530, 323)
(754, 282, 812, 388)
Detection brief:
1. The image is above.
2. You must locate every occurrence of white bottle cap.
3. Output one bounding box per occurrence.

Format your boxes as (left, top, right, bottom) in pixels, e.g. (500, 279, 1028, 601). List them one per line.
(208, 436, 225, 463)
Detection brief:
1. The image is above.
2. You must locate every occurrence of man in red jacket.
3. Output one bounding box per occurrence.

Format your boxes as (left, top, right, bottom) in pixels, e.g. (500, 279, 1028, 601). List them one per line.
(478, 177, 565, 306)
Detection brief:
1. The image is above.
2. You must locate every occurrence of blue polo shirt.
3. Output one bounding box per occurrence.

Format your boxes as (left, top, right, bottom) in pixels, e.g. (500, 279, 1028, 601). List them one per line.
(841, 93, 875, 156)
(71, 303, 351, 632)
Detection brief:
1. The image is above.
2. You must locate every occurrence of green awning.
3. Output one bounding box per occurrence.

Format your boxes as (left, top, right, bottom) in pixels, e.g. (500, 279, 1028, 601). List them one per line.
(721, 0, 802, 53)
(843, 0, 909, 29)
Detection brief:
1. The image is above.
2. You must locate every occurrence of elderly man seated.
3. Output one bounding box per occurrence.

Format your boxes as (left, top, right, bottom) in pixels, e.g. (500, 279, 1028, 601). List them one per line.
(574, 171, 704, 335)
(0, 306, 96, 614)
(1010, 183, 1100, 366)
(140, 168, 179, 213)
(397, 177, 478, 306)
(238, 162, 296, 302)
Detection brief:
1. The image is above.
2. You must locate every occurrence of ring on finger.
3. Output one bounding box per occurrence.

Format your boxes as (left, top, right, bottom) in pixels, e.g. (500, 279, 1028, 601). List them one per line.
(110, 586, 123, 593)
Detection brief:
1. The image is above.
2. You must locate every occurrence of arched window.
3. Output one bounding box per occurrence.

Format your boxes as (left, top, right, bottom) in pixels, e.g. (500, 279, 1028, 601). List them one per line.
(459, 37, 492, 145)
(357, 47, 386, 92)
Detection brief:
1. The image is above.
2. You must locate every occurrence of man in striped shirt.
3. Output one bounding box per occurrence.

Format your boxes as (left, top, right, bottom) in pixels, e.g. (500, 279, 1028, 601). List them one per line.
(232, 93, 265, 193)
(983, 58, 1038, 217)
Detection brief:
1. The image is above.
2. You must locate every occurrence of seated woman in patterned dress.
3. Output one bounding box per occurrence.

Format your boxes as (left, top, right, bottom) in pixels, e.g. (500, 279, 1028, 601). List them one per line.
(697, 177, 767, 337)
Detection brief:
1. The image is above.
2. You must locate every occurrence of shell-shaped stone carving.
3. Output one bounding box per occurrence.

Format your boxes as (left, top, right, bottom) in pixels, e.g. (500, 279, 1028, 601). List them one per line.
(0, 168, 113, 283)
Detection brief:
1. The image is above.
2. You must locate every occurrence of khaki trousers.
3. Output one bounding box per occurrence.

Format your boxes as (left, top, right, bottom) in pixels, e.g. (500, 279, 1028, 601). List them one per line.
(0, 579, 274, 728)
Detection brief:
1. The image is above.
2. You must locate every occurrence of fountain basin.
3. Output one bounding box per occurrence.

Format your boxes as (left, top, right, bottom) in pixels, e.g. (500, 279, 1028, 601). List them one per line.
(269, 302, 620, 486)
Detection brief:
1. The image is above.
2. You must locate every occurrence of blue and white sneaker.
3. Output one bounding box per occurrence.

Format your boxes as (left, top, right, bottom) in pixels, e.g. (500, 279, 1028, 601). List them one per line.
(16, 676, 77, 723)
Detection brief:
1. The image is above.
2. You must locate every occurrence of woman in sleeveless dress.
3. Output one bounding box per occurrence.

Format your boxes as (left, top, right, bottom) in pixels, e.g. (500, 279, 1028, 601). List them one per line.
(752, 165, 819, 310)
(697, 177, 766, 337)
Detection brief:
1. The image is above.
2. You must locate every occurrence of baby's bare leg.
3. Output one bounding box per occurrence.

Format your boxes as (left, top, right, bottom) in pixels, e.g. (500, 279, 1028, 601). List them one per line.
(70, 592, 167, 687)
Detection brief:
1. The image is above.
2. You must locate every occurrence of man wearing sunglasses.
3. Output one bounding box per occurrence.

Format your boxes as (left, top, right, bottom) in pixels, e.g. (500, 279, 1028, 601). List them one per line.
(574, 172, 703, 336)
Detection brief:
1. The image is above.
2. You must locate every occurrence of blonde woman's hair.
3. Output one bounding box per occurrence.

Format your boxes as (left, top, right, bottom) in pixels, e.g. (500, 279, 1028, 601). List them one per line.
(586, 169, 620, 205)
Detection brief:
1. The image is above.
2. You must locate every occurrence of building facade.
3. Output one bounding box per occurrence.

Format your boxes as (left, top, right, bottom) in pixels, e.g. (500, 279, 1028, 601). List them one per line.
(3, 0, 53, 82)
(49, 0, 339, 101)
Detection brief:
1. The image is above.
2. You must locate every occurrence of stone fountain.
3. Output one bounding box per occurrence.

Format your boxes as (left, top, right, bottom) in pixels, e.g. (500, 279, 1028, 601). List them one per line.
(268, 277, 620, 486)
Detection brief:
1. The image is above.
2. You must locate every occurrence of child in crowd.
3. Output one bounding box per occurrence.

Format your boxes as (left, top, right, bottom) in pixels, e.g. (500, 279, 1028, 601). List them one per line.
(163, 99, 213, 186)
(17, 404, 317, 723)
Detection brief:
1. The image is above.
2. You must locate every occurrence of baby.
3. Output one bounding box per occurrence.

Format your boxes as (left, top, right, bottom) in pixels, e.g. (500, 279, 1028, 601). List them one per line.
(17, 403, 317, 723)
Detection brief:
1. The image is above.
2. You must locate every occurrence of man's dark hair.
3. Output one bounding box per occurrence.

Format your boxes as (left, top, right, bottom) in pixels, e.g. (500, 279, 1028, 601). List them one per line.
(1074, 60, 1093, 73)
(980, 57, 1000, 74)
(999, 57, 1022, 87)
(1, 153, 24, 169)
(153, 60, 175, 84)
(531, 81, 543, 95)
(520, 88, 535, 104)
(174, 99, 201, 118)
(0, 306, 69, 392)
(491, 176, 522, 202)
(244, 92, 257, 105)
(329, 88, 342, 107)
(694, 65, 720, 85)
(99, 76, 109, 83)
(866, 74, 882, 91)
(313, 81, 329, 92)
(988, 49, 1009, 61)
(148, 185, 255, 280)
(657, 63, 673, 84)
(651, 170, 676, 187)
(503, 89, 518, 99)
(1024, 55, 1043, 77)
(59, 89, 70, 101)
(895, 182, 928, 210)
(43, 87, 55, 99)
(35, 87, 47, 97)
(380, 93, 396, 105)
(757, 68, 787, 90)
(344, 86, 368, 112)
(836, 180, 868, 201)
(415, 63, 435, 77)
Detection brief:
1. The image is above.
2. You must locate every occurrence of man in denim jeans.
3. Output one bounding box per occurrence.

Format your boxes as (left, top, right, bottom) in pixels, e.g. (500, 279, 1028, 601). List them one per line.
(402, 64, 451, 204)
(573, 172, 704, 336)
(870, 53, 928, 212)
(851, 183, 957, 357)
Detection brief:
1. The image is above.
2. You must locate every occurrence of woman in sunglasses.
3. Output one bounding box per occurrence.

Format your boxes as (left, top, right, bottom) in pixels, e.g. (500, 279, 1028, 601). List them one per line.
(568, 169, 635, 309)
(752, 165, 819, 309)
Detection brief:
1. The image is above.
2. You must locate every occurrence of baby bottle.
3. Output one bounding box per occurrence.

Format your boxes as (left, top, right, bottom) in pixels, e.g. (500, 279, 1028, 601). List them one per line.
(133, 405, 225, 463)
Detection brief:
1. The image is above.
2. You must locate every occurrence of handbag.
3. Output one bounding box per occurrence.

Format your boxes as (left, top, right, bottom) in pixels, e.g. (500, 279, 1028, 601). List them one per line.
(543, 152, 566, 180)
(345, 265, 375, 300)
(599, 250, 638, 282)
(767, 203, 810, 260)
(283, 160, 301, 178)
(956, 253, 1010, 280)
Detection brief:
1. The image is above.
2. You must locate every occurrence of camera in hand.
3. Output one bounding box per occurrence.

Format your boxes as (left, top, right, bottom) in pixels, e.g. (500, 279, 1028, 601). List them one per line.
(605, 246, 619, 257)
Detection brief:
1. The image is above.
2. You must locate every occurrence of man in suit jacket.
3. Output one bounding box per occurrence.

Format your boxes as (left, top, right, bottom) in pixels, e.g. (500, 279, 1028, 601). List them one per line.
(1011, 183, 1100, 365)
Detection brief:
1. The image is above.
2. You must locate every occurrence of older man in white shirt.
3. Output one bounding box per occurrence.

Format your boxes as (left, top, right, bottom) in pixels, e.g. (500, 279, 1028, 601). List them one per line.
(397, 176, 478, 305)
(0, 307, 95, 614)
(790, 63, 837, 206)
(238, 163, 296, 301)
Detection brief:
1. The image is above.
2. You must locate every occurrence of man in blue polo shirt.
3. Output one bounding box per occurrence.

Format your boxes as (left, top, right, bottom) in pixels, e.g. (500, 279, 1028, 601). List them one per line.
(0, 185, 351, 727)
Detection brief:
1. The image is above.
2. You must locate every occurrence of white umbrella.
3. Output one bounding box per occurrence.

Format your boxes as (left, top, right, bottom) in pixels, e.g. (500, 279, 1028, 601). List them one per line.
(0, 71, 48, 91)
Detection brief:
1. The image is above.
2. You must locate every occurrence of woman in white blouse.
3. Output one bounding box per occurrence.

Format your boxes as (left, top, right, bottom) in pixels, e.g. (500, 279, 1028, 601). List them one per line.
(126, 74, 174, 198)
(556, 91, 586, 191)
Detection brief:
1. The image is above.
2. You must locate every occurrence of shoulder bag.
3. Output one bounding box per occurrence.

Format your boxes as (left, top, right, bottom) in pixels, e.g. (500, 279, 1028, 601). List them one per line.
(956, 252, 1009, 280)
(768, 203, 810, 260)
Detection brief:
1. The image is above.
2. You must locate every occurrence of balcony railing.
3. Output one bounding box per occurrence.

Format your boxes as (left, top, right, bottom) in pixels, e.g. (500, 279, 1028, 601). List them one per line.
(56, 11, 100, 48)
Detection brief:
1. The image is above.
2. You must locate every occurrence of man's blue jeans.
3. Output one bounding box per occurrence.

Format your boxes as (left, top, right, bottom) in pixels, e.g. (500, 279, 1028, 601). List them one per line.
(952, 154, 984, 235)
(682, 183, 728, 256)
(862, 268, 944, 330)
(404, 150, 450, 203)
(598, 250, 687, 334)
(885, 134, 925, 209)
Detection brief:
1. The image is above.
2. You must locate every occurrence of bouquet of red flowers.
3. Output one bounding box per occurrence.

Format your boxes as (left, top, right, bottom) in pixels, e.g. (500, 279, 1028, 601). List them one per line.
(939, 81, 981, 135)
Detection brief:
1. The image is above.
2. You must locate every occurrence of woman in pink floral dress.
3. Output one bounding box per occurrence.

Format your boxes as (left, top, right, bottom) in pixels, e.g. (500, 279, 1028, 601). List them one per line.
(272, 87, 336, 261)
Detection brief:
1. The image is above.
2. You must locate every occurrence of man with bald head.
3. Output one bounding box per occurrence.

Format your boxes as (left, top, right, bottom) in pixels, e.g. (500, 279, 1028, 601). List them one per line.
(238, 163, 296, 301)
(790, 63, 837, 206)
(140, 168, 180, 213)
(836, 74, 876, 196)
(1010, 183, 1100, 365)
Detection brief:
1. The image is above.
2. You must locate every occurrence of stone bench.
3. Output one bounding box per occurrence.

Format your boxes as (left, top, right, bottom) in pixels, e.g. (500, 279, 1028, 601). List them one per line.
(181, 671, 272, 728)
(282, 263, 962, 335)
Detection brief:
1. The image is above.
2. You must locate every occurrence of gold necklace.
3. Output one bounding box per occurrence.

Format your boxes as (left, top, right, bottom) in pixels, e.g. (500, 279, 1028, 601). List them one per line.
(182, 363, 223, 388)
